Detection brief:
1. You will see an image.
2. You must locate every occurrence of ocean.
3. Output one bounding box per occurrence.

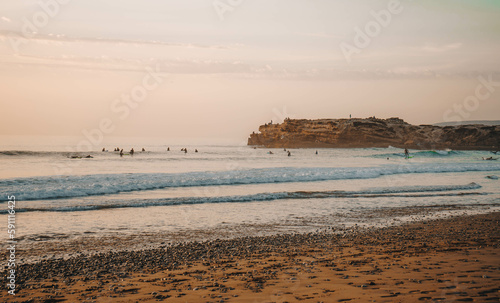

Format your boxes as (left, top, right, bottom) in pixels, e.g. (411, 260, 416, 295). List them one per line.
(1, 136, 499, 260)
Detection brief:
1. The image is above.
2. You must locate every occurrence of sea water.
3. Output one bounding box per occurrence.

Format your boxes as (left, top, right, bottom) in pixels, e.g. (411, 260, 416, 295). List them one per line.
(1, 135, 499, 254)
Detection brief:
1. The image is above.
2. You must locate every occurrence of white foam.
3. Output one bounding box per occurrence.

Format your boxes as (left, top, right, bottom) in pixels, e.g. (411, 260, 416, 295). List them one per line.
(2, 163, 498, 201)
(2, 183, 484, 213)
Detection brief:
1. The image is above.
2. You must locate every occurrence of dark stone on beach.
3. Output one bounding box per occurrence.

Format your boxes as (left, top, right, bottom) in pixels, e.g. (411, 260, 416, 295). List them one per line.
(5, 213, 499, 293)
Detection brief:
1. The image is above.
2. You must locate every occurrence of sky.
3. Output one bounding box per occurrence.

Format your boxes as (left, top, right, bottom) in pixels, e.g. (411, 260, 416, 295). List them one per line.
(1, 0, 499, 141)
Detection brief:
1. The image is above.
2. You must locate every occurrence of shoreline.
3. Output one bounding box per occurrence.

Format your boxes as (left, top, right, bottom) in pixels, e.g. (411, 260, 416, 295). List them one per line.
(2, 210, 499, 302)
(5, 203, 498, 264)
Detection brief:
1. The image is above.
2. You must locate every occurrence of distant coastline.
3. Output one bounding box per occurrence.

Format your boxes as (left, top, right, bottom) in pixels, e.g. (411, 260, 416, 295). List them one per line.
(248, 117, 500, 150)
(433, 120, 500, 126)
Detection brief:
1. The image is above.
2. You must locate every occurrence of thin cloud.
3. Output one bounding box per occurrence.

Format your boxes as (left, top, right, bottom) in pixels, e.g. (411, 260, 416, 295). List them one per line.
(295, 32, 345, 39)
(3, 52, 491, 80)
(0, 53, 254, 75)
(0, 30, 235, 50)
(420, 43, 463, 53)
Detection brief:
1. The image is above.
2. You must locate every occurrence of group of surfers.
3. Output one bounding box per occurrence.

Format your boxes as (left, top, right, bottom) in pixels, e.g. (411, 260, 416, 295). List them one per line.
(70, 147, 498, 160)
(268, 148, 293, 156)
(105, 147, 200, 156)
(180, 148, 199, 153)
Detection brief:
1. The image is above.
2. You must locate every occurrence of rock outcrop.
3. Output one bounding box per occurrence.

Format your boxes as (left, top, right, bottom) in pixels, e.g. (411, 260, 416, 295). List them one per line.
(247, 117, 500, 150)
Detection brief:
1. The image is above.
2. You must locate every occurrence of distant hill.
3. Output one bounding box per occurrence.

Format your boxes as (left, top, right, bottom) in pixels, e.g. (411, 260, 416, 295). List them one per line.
(434, 120, 500, 126)
(248, 117, 500, 150)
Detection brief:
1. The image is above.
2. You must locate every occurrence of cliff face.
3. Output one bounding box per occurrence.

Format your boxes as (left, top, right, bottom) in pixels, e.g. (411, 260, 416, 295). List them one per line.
(247, 117, 500, 150)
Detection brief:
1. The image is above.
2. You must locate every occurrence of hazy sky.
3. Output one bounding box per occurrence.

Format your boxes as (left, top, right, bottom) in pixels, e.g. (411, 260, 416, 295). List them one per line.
(1, 0, 499, 140)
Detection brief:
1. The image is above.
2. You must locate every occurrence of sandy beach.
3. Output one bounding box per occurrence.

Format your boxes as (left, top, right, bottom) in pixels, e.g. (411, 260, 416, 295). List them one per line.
(2, 211, 498, 302)
(3, 1, 500, 302)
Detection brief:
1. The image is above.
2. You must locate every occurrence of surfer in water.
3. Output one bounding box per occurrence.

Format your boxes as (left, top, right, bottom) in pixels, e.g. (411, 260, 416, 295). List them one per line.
(404, 148, 410, 159)
(130, 148, 134, 156)
(120, 149, 124, 157)
(287, 151, 291, 157)
(483, 157, 497, 160)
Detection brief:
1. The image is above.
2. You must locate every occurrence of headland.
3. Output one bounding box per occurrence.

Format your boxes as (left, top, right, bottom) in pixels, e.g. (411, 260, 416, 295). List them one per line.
(248, 117, 500, 150)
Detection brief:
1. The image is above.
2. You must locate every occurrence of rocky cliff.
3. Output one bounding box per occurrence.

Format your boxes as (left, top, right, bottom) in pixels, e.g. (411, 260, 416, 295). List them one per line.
(247, 117, 500, 150)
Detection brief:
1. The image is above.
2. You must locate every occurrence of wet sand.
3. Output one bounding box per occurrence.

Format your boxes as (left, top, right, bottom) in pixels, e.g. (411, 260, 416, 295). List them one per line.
(2, 212, 499, 302)
(9, 204, 497, 264)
